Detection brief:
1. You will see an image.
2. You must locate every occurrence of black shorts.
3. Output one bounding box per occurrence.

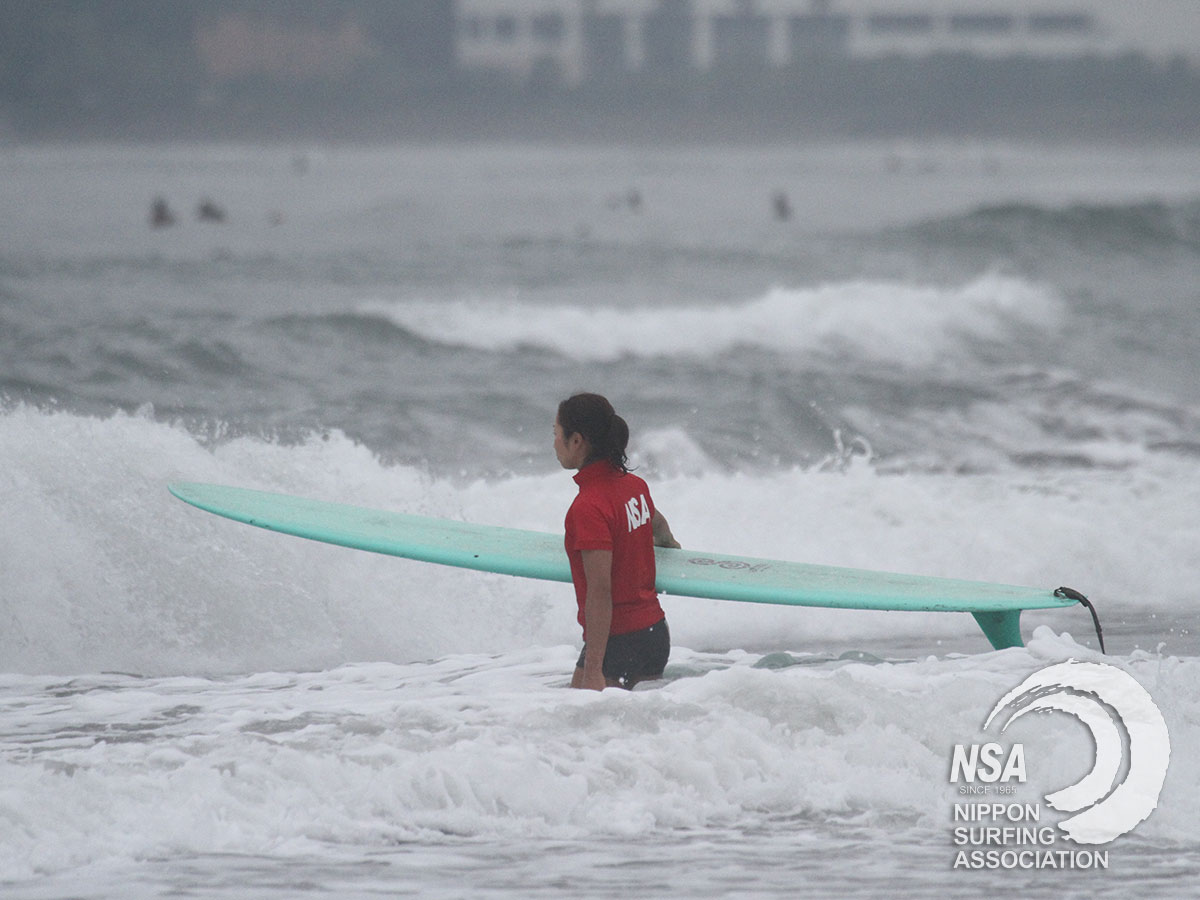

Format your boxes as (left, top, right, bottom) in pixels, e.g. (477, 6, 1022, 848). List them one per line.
(577, 618, 670, 688)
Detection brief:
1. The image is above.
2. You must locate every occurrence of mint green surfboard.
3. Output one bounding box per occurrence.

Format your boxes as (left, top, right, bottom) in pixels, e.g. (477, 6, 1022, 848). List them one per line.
(168, 482, 1083, 650)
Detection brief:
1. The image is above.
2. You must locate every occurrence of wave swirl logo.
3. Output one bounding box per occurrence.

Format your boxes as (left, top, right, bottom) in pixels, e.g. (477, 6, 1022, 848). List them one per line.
(985, 660, 1170, 844)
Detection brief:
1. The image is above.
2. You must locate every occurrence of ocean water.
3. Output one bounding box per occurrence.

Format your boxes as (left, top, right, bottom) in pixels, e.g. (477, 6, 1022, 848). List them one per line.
(1, 141, 1199, 898)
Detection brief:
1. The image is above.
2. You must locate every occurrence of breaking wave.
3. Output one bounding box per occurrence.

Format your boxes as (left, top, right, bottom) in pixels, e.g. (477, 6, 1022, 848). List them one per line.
(358, 274, 1063, 364)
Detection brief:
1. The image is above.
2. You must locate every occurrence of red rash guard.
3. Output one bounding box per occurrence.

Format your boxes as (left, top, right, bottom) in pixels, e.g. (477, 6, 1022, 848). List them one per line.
(564, 460, 664, 640)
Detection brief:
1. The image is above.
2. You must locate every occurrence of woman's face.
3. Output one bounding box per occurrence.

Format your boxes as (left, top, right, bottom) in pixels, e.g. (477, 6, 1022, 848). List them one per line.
(553, 419, 588, 470)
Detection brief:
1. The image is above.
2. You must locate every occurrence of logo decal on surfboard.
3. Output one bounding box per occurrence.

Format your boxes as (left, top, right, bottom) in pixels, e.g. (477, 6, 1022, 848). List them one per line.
(687, 557, 772, 573)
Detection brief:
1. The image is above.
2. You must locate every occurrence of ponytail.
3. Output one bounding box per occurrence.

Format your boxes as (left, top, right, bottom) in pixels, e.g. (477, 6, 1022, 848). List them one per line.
(557, 393, 631, 473)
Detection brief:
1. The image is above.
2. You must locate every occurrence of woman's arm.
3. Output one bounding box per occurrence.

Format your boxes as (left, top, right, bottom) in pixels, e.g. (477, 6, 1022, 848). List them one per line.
(652, 510, 681, 549)
(577, 549, 613, 691)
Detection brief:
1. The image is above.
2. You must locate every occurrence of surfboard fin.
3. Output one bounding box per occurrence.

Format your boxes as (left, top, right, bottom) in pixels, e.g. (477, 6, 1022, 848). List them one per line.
(972, 610, 1024, 651)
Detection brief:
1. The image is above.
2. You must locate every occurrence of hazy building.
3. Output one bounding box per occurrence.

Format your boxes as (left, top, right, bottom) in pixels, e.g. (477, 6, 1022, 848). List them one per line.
(454, 0, 1200, 85)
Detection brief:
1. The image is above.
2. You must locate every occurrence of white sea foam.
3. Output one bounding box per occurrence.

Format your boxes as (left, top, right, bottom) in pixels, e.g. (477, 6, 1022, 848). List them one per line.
(360, 273, 1064, 365)
(0, 633, 1195, 891)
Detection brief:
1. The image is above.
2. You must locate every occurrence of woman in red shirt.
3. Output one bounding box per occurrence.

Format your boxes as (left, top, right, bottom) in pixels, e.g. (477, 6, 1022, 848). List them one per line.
(554, 393, 680, 691)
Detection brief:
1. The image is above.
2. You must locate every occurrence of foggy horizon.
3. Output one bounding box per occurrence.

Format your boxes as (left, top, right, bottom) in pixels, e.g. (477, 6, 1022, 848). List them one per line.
(1, 0, 1198, 143)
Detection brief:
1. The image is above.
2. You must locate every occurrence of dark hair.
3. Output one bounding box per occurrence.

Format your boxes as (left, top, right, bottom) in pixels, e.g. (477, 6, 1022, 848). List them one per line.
(557, 393, 631, 473)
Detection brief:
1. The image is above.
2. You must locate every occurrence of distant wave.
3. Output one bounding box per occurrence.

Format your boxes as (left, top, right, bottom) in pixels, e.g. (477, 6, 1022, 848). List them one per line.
(358, 274, 1063, 365)
(262, 310, 426, 345)
(910, 199, 1200, 253)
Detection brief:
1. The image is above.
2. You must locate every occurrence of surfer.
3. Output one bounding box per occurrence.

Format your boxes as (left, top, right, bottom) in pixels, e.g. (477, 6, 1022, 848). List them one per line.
(197, 198, 227, 223)
(554, 393, 680, 691)
(150, 197, 175, 228)
(772, 190, 792, 222)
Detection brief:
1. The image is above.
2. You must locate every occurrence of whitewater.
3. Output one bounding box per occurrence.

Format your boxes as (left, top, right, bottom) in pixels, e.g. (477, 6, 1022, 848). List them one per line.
(2, 142, 1199, 897)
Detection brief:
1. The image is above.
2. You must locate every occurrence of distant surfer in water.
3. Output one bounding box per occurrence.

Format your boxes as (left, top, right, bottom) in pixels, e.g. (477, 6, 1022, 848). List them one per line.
(150, 196, 175, 228)
(554, 393, 680, 691)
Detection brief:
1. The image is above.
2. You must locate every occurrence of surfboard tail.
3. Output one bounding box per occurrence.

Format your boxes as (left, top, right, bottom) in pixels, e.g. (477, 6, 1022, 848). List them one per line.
(972, 588, 1104, 652)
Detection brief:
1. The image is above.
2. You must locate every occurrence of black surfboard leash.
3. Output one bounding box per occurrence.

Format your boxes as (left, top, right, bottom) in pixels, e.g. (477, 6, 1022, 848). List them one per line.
(1054, 586, 1106, 654)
